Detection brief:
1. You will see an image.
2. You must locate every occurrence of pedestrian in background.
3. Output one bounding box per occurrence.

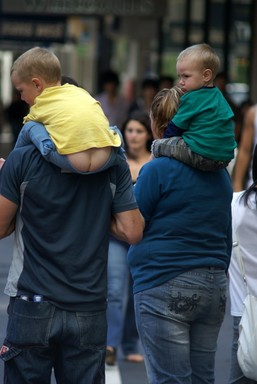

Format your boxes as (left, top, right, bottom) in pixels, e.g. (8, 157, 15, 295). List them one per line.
(158, 75, 174, 90)
(106, 110, 153, 366)
(214, 71, 241, 143)
(233, 104, 257, 191)
(4, 89, 29, 147)
(95, 69, 130, 130)
(128, 77, 159, 116)
(228, 144, 257, 384)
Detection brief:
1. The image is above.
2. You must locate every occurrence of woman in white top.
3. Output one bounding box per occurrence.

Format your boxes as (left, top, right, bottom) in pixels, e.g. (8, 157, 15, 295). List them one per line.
(229, 144, 257, 384)
(233, 104, 257, 192)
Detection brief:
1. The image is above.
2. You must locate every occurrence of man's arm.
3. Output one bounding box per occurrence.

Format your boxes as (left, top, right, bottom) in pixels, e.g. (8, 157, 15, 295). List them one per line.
(0, 195, 18, 238)
(0, 158, 5, 170)
(232, 105, 256, 191)
(110, 209, 144, 245)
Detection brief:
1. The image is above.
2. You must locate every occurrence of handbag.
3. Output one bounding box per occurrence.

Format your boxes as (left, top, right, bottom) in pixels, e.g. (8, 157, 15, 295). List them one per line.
(233, 228, 257, 380)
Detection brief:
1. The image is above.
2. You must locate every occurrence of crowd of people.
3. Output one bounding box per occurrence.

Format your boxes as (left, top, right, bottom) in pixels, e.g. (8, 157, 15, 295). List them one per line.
(0, 42, 256, 384)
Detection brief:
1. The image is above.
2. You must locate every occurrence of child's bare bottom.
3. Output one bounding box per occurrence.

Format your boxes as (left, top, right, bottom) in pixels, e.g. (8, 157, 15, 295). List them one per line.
(68, 147, 112, 172)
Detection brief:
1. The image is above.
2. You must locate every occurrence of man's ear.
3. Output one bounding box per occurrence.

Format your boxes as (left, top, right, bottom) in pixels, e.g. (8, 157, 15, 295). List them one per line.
(203, 69, 213, 83)
(32, 77, 44, 92)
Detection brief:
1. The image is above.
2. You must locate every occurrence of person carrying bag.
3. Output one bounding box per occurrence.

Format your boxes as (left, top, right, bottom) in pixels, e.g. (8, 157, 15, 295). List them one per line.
(233, 231, 257, 381)
(229, 144, 257, 383)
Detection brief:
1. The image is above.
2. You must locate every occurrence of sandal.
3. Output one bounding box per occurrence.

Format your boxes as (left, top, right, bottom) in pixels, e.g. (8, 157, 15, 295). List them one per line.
(105, 347, 116, 366)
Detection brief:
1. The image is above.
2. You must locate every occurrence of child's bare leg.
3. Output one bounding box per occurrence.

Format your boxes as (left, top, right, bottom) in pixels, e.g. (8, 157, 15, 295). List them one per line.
(152, 137, 230, 171)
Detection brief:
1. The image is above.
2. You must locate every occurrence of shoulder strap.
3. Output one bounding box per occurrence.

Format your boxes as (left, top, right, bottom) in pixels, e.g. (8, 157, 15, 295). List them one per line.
(232, 221, 249, 294)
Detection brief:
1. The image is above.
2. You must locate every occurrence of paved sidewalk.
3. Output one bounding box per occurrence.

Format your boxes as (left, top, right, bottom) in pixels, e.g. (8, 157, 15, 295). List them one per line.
(106, 364, 122, 384)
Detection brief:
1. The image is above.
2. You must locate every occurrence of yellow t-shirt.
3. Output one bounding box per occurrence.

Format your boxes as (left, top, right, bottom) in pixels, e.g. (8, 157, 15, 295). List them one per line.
(23, 84, 121, 154)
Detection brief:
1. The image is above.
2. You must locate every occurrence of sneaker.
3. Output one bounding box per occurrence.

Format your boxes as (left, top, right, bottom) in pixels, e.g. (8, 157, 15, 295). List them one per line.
(105, 347, 116, 366)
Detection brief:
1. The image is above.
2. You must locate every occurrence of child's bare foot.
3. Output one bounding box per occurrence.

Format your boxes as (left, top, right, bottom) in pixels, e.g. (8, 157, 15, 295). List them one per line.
(125, 353, 144, 363)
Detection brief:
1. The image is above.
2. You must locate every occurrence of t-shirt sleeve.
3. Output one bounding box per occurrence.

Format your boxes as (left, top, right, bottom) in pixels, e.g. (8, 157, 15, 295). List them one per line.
(172, 92, 197, 130)
(111, 161, 138, 213)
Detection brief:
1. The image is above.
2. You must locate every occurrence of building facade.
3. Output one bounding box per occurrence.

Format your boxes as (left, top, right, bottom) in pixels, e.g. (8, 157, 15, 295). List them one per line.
(0, 0, 256, 104)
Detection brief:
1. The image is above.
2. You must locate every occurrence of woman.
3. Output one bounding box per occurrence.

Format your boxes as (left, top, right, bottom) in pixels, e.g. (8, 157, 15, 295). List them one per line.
(228, 144, 257, 384)
(233, 104, 257, 191)
(106, 110, 153, 366)
(128, 87, 233, 383)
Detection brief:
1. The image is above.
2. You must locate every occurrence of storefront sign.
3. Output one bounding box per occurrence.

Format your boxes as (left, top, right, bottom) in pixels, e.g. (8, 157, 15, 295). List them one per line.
(1, 0, 166, 16)
(0, 18, 66, 42)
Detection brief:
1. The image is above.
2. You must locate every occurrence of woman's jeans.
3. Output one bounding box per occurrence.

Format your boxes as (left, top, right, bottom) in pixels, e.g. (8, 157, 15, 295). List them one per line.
(1, 297, 106, 384)
(229, 316, 257, 384)
(107, 237, 140, 354)
(134, 268, 227, 384)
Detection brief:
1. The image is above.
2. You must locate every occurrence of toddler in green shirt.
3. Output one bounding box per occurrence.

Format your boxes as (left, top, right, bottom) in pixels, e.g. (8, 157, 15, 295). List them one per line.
(152, 43, 237, 171)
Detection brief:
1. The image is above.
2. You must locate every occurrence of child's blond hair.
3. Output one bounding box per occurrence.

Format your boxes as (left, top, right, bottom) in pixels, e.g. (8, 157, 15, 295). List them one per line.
(11, 47, 61, 84)
(177, 43, 220, 79)
(150, 86, 183, 138)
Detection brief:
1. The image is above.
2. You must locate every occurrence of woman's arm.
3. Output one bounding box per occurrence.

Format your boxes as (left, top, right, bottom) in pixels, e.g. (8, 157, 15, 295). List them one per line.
(232, 106, 256, 191)
(110, 209, 145, 245)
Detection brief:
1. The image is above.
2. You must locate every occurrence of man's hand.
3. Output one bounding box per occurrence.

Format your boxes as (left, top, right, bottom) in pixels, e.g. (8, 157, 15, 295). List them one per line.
(0, 158, 5, 170)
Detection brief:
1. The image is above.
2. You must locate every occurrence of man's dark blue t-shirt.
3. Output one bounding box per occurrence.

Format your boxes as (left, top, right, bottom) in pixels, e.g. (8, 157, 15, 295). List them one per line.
(0, 145, 137, 311)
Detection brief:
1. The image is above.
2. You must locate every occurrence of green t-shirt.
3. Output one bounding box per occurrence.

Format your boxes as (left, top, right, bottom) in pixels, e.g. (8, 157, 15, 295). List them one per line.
(172, 87, 237, 161)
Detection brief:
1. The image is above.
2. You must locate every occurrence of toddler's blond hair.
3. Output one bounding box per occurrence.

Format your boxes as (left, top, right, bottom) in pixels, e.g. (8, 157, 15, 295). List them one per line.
(177, 43, 220, 79)
(11, 47, 61, 84)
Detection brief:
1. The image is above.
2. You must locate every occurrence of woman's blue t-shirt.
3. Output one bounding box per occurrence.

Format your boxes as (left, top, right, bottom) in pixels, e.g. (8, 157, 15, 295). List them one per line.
(128, 157, 233, 294)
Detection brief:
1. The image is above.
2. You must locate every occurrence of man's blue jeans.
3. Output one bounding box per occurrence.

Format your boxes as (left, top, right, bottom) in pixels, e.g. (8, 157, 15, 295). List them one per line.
(1, 297, 106, 384)
(134, 268, 227, 384)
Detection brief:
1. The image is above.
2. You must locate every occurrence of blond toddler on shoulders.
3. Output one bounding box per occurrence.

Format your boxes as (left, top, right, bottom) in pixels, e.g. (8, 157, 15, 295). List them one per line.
(11, 47, 124, 174)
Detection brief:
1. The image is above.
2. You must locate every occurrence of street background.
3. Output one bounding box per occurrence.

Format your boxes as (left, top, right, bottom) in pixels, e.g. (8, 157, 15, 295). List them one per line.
(0, 235, 233, 384)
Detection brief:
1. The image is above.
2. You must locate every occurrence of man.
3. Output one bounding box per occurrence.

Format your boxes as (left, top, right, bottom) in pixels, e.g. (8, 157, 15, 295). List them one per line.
(0, 142, 144, 383)
(95, 69, 130, 129)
